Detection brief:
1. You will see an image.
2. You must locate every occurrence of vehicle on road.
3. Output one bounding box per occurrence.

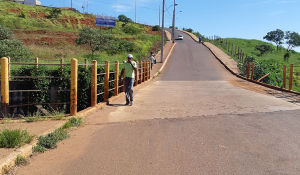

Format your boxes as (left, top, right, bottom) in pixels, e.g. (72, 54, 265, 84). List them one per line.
(178, 35, 183, 40)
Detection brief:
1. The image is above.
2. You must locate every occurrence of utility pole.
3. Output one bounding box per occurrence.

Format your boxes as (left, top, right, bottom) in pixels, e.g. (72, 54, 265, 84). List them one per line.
(172, 0, 176, 43)
(159, 5, 160, 26)
(82, 4, 84, 13)
(135, 0, 137, 23)
(87, 1, 89, 14)
(161, 0, 165, 62)
(71, 0, 72, 8)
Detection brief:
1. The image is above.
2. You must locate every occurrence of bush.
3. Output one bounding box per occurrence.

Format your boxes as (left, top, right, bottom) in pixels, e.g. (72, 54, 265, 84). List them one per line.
(0, 39, 32, 61)
(62, 117, 83, 129)
(0, 128, 33, 148)
(152, 25, 161, 31)
(36, 128, 69, 149)
(118, 40, 134, 53)
(0, 25, 13, 40)
(122, 23, 143, 35)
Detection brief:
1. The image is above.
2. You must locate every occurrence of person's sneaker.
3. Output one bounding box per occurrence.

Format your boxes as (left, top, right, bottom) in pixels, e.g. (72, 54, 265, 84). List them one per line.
(125, 102, 130, 105)
(129, 101, 134, 106)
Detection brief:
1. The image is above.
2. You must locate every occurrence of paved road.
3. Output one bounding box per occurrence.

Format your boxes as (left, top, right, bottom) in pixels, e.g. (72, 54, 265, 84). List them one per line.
(16, 30, 300, 175)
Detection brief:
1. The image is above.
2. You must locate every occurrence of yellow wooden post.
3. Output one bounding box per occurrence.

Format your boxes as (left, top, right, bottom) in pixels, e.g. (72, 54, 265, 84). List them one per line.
(139, 61, 142, 84)
(246, 63, 251, 79)
(1, 57, 9, 106)
(134, 61, 138, 86)
(35, 57, 38, 70)
(251, 63, 255, 80)
(283, 65, 286, 89)
(104, 60, 110, 102)
(143, 61, 146, 82)
(114, 61, 119, 96)
(85, 59, 88, 70)
(61, 58, 64, 74)
(289, 64, 293, 91)
(91, 60, 97, 106)
(148, 61, 151, 79)
(7, 56, 10, 80)
(70, 59, 78, 115)
(121, 61, 125, 92)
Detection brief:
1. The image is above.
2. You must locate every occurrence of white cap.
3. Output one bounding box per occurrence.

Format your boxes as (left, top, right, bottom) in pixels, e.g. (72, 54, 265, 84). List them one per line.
(127, 54, 133, 58)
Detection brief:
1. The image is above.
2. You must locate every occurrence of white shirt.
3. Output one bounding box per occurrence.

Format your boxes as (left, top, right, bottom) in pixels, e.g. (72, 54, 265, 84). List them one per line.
(149, 56, 155, 63)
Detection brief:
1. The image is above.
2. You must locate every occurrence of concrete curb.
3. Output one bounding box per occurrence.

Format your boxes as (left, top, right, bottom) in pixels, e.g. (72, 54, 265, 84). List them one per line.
(178, 29, 300, 96)
(0, 33, 177, 174)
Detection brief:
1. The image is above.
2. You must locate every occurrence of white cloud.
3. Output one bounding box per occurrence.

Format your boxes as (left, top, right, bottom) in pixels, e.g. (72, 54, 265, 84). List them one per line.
(113, 4, 132, 12)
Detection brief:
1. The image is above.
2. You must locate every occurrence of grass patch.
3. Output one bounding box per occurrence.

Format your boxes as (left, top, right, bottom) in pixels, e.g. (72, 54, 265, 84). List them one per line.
(15, 155, 28, 166)
(33, 117, 82, 153)
(0, 128, 34, 148)
(22, 110, 47, 122)
(34, 128, 69, 151)
(62, 117, 83, 129)
(50, 109, 65, 120)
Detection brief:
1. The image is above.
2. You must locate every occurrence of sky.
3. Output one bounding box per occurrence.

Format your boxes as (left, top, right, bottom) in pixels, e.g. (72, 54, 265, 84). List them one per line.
(41, 0, 300, 52)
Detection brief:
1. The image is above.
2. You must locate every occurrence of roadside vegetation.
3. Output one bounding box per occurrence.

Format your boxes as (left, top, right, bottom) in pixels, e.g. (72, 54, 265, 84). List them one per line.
(0, 128, 34, 148)
(33, 117, 83, 153)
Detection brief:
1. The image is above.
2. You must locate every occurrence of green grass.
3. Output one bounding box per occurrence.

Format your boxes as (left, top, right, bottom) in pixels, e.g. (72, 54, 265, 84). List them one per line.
(0, 128, 34, 148)
(62, 117, 83, 129)
(211, 38, 300, 65)
(33, 117, 82, 153)
(15, 155, 28, 165)
(209, 38, 300, 92)
(50, 109, 66, 120)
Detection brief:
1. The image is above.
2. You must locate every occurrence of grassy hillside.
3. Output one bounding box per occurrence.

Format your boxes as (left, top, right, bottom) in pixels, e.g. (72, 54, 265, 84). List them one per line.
(209, 38, 300, 92)
(0, 0, 162, 65)
(217, 38, 300, 65)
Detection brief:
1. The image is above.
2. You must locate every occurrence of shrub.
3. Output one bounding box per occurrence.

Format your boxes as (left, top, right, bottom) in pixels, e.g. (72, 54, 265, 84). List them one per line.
(0, 39, 32, 61)
(152, 25, 161, 31)
(62, 117, 83, 129)
(122, 23, 143, 35)
(0, 128, 33, 148)
(36, 128, 69, 149)
(0, 25, 13, 40)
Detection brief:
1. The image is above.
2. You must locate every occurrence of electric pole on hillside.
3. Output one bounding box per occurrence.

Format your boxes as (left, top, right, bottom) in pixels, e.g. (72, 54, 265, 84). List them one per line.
(159, 5, 160, 26)
(71, 0, 72, 8)
(161, 0, 165, 62)
(172, 0, 177, 43)
(135, 0, 137, 23)
(82, 4, 84, 13)
(87, 1, 89, 14)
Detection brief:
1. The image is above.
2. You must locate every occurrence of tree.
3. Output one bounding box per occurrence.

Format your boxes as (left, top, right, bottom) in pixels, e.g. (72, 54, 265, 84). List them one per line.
(255, 44, 274, 56)
(152, 25, 161, 31)
(263, 29, 284, 51)
(186, 28, 193, 33)
(117, 14, 133, 27)
(285, 31, 300, 51)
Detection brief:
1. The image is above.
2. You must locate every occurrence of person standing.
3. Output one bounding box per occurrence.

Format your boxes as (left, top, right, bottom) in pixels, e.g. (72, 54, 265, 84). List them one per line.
(199, 37, 202, 43)
(120, 54, 137, 106)
(148, 53, 155, 70)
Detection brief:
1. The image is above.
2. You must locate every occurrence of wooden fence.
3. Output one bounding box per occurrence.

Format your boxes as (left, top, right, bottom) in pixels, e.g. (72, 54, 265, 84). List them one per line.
(1, 57, 151, 117)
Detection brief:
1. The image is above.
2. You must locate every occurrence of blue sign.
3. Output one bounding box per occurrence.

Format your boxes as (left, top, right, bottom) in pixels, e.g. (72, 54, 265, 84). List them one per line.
(96, 15, 116, 27)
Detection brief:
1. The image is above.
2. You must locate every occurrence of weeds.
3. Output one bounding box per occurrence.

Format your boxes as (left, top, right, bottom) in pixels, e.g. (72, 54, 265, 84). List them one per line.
(0, 128, 34, 148)
(33, 117, 83, 153)
(62, 117, 83, 129)
(22, 110, 46, 122)
(15, 155, 28, 165)
(50, 109, 65, 120)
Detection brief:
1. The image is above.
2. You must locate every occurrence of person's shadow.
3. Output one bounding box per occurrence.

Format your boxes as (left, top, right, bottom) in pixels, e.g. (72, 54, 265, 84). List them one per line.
(107, 104, 127, 107)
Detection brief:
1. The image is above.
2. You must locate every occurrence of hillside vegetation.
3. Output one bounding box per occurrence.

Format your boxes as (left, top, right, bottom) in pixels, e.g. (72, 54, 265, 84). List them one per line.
(0, 0, 162, 64)
(209, 38, 300, 92)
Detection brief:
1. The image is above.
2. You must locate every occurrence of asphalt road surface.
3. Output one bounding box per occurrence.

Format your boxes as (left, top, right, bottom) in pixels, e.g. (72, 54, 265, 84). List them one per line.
(15, 30, 300, 175)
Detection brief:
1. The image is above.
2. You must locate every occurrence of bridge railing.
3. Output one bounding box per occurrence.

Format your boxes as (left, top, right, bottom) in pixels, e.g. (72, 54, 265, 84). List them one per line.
(0, 57, 151, 118)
